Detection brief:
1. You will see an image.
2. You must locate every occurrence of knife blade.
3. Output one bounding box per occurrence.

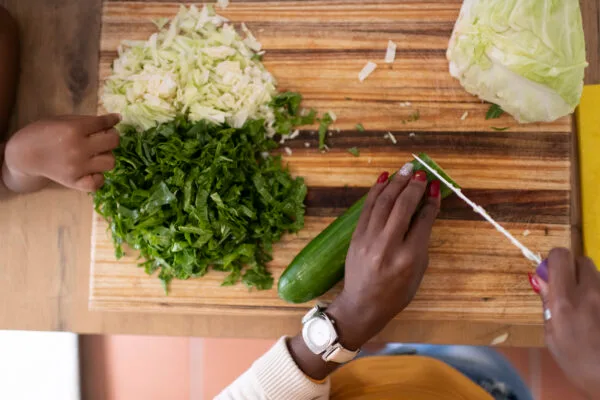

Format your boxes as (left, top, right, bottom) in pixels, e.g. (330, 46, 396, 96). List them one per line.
(412, 154, 542, 265)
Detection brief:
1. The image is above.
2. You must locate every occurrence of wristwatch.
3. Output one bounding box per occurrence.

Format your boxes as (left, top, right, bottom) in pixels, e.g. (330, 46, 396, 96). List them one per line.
(301, 304, 360, 364)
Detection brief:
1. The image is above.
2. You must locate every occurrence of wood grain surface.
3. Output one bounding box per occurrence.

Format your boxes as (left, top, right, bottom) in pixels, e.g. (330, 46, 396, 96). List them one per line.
(0, 0, 596, 347)
(91, 1, 574, 324)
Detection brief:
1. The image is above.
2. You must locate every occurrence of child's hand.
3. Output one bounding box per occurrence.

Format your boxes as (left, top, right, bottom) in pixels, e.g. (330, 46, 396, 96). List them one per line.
(2, 114, 121, 193)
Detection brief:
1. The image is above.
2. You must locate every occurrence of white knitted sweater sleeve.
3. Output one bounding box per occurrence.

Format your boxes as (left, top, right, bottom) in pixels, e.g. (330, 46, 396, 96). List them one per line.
(215, 337, 330, 400)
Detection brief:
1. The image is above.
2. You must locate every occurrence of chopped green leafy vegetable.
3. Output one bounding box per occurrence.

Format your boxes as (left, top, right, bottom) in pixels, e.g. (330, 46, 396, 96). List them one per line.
(270, 92, 316, 137)
(355, 123, 365, 132)
(347, 147, 360, 157)
(94, 117, 307, 292)
(486, 104, 504, 120)
(491, 126, 510, 131)
(318, 113, 334, 151)
(408, 110, 420, 121)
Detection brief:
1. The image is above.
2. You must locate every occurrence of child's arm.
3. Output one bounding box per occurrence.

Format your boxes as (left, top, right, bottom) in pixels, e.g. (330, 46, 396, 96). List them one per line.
(0, 6, 19, 138)
(0, 8, 120, 195)
(2, 114, 121, 193)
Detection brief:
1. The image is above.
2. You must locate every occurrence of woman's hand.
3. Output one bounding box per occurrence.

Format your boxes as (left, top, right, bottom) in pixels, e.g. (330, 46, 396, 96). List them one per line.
(2, 114, 120, 193)
(289, 164, 441, 380)
(326, 163, 441, 350)
(532, 249, 600, 398)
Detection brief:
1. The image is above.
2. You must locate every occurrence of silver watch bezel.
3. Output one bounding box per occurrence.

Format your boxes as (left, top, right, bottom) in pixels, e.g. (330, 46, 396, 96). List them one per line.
(301, 305, 338, 355)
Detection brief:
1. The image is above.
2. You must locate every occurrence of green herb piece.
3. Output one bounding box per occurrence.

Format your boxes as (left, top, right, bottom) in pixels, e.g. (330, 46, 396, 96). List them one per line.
(270, 92, 316, 136)
(318, 113, 334, 150)
(345, 97, 352, 101)
(355, 123, 365, 132)
(408, 110, 420, 122)
(486, 104, 504, 119)
(491, 126, 510, 131)
(94, 117, 307, 293)
(347, 147, 360, 157)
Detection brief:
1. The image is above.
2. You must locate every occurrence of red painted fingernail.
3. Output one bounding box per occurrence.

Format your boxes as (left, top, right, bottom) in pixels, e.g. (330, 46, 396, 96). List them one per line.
(429, 180, 441, 197)
(414, 171, 428, 182)
(377, 171, 389, 184)
(528, 272, 541, 294)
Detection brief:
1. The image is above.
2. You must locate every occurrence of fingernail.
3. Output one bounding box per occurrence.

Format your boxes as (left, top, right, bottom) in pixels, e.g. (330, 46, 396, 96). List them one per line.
(536, 259, 549, 283)
(429, 180, 441, 197)
(413, 170, 428, 182)
(399, 163, 414, 177)
(528, 272, 541, 294)
(377, 171, 389, 184)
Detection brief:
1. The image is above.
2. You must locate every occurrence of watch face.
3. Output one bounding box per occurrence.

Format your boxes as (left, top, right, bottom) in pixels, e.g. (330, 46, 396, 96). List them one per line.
(305, 317, 333, 352)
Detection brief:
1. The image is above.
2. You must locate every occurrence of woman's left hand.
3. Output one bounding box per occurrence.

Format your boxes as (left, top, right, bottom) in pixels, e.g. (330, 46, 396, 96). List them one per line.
(288, 163, 441, 380)
(326, 164, 441, 350)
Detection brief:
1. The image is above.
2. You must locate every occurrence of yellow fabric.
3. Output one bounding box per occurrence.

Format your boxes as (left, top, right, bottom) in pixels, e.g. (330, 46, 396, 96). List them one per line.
(330, 355, 493, 400)
(576, 85, 600, 266)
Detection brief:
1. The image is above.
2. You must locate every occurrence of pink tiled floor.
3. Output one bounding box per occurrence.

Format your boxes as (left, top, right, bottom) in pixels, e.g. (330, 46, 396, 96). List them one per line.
(86, 336, 589, 400)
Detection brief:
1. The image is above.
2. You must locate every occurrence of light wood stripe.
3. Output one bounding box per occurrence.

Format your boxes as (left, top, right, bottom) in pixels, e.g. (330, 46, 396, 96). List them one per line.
(91, 215, 567, 323)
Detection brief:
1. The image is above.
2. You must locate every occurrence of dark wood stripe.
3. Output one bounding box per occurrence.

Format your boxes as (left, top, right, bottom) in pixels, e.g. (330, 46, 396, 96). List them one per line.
(305, 187, 570, 224)
(101, 21, 453, 37)
(262, 48, 448, 57)
(281, 130, 570, 159)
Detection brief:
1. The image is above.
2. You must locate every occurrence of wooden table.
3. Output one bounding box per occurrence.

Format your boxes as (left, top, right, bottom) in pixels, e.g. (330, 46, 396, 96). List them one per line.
(0, 0, 597, 347)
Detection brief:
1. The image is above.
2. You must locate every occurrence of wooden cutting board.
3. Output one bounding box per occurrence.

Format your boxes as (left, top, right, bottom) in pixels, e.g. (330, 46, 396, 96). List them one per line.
(91, 0, 574, 324)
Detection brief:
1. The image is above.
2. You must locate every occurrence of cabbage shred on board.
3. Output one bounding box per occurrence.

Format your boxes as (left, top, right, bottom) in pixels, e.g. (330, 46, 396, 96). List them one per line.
(102, 5, 279, 133)
(447, 0, 588, 123)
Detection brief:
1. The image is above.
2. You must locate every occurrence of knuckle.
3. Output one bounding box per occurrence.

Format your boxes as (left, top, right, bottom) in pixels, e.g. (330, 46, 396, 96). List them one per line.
(378, 193, 396, 207)
(109, 133, 120, 148)
(105, 156, 116, 170)
(588, 292, 600, 308)
(554, 298, 572, 316)
(370, 253, 383, 265)
(577, 256, 594, 268)
(67, 146, 84, 161)
(549, 247, 571, 259)
(398, 252, 416, 267)
(63, 124, 80, 137)
(93, 178, 105, 191)
(395, 197, 417, 217)
(356, 246, 369, 258)
(419, 203, 438, 219)
(65, 162, 81, 178)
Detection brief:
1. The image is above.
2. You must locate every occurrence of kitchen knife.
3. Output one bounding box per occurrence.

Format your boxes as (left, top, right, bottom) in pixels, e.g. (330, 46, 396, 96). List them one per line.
(412, 153, 542, 265)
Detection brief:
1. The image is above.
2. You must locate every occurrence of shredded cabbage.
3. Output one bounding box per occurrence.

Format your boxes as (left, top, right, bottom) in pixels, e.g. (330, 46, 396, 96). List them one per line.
(447, 0, 587, 123)
(358, 62, 377, 82)
(103, 5, 277, 133)
(385, 40, 397, 64)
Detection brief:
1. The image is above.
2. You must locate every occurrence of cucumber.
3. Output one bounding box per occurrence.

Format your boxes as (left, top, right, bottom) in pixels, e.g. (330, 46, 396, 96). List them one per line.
(277, 153, 459, 303)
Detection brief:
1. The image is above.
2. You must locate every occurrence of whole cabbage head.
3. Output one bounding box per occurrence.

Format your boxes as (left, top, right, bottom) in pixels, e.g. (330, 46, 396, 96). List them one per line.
(447, 0, 588, 123)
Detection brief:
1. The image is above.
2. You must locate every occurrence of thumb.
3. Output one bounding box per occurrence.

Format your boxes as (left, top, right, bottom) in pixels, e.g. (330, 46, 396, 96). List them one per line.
(73, 173, 105, 192)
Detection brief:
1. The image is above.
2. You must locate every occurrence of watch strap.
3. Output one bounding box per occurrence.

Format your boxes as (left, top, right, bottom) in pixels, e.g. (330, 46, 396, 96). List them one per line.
(322, 342, 359, 363)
